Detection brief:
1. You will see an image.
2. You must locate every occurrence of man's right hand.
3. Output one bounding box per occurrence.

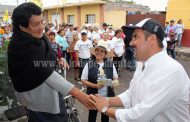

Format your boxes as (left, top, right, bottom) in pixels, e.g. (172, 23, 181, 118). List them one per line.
(69, 87, 96, 110)
(96, 83, 104, 89)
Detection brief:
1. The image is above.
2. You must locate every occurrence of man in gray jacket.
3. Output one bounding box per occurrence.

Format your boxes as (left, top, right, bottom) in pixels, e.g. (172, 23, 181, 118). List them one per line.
(8, 2, 93, 122)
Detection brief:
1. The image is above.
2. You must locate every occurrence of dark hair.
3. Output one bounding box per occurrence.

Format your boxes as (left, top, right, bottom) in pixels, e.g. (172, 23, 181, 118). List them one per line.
(177, 19, 182, 24)
(74, 27, 78, 31)
(57, 29, 64, 34)
(12, 2, 42, 32)
(114, 29, 122, 36)
(49, 32, 55, 36)
(45, 27, 50, 33)
(81, 32, 87, 36)
(144, 30, 163, 48)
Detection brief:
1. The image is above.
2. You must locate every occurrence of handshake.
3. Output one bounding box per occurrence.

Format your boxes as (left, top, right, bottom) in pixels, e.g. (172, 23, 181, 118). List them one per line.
(76, 90, 110, 112)
(72, 80, 118, 112)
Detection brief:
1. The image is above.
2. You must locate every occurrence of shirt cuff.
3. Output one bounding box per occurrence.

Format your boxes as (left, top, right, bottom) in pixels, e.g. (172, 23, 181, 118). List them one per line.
(45, 71, 74, 96)
(115, 109, 130, 122)
(118, 91, 131, 108)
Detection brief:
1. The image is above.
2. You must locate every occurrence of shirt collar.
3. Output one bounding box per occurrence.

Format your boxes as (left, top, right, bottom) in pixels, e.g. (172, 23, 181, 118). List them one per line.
(144, 50, 167, 68)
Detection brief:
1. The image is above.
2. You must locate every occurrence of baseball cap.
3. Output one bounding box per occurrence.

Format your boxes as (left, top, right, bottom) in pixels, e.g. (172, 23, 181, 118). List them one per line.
(123, 18, 165, 41)
(170, 19, 175, 22)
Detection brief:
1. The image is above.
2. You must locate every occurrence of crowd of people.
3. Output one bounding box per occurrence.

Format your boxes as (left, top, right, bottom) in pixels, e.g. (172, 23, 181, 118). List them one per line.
(164, 19, 185, 59)
(0, 23, 12, 49)
(2, 2, 190, 122)
(43, 17, 135, 80)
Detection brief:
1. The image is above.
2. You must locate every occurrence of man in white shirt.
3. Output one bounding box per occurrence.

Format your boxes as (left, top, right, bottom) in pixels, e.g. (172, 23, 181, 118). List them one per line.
(90, 18, 190, 122)
(74, 32, 93, 78)
(98, 22, 108, 36)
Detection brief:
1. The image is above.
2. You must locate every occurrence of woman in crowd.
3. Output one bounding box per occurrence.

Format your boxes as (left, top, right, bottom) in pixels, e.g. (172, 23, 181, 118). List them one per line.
(49, 32, 62, 59)
(55, 29, 69, 61)
(98, 32, 114, 57)
(176, 19, 184, 47)
(91, 25, 101, 46)
(107, 26, 115, 40)
(68, 31, 80, 81)
(81, 41, 118, 122)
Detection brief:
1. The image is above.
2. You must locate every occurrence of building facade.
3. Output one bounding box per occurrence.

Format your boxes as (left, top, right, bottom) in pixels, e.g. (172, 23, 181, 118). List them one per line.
(43, 1, 150, 28)
(43, 1, 105, 27)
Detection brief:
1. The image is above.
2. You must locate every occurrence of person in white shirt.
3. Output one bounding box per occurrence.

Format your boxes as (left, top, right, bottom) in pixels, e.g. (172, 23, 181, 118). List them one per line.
(176, 19, 184, 47)
(89, 18, 190, 122)
(112, 29, 125, 75)
(66, 23, 74, 44)
(87, 25, 93, 41)
(108, 26, 115, 40)
(98, 22, 108, 37)
(81, 41, 118, 122)
(91, 25, 101, 46)
(74, 32, 93, 78)
(98, 32, 114, 55)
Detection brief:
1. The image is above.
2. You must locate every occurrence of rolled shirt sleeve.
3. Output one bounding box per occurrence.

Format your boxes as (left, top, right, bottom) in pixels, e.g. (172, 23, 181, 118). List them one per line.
(118, 90, 132, 109)
(45, 71, 74, 96)
(116, 109, 130, 122)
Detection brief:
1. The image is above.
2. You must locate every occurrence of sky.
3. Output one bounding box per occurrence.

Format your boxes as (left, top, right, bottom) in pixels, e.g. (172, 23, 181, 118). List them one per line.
(0, 0, 169, 11)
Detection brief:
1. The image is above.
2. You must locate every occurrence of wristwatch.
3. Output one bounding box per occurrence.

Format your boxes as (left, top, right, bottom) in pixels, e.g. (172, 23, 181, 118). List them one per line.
(101, 97, 109, 113)
(101, 106, 109, 113)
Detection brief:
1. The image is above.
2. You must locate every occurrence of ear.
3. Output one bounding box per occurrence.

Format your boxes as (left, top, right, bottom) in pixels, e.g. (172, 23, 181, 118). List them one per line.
(19, 25, 27, 32)
(148, 34, 156, 45)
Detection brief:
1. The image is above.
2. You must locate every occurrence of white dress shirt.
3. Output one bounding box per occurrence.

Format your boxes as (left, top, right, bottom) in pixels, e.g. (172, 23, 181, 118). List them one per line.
(115, 51, 190, 122)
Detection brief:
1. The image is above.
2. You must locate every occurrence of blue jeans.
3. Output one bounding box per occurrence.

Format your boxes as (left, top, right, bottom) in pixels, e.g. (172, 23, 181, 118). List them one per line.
(167, 48, 176, 59)
(176, 33, 183, 47)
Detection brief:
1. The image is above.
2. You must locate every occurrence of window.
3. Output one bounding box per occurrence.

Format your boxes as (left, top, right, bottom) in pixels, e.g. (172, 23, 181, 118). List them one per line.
(51, 12, 60, 24)
(86, 14, 96, 24)
(67, 15, 74, 24)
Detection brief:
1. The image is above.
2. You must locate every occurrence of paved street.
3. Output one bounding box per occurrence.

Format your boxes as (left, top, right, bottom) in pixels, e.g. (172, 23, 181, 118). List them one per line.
(68, 58, 190, 122)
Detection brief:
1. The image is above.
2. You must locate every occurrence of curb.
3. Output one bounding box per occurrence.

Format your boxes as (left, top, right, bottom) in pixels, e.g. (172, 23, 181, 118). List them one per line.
(175, 48, 190, 60)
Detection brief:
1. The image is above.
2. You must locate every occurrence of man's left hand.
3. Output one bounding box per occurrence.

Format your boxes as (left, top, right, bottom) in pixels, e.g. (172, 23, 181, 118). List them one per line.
(89, 94, 109, 112)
